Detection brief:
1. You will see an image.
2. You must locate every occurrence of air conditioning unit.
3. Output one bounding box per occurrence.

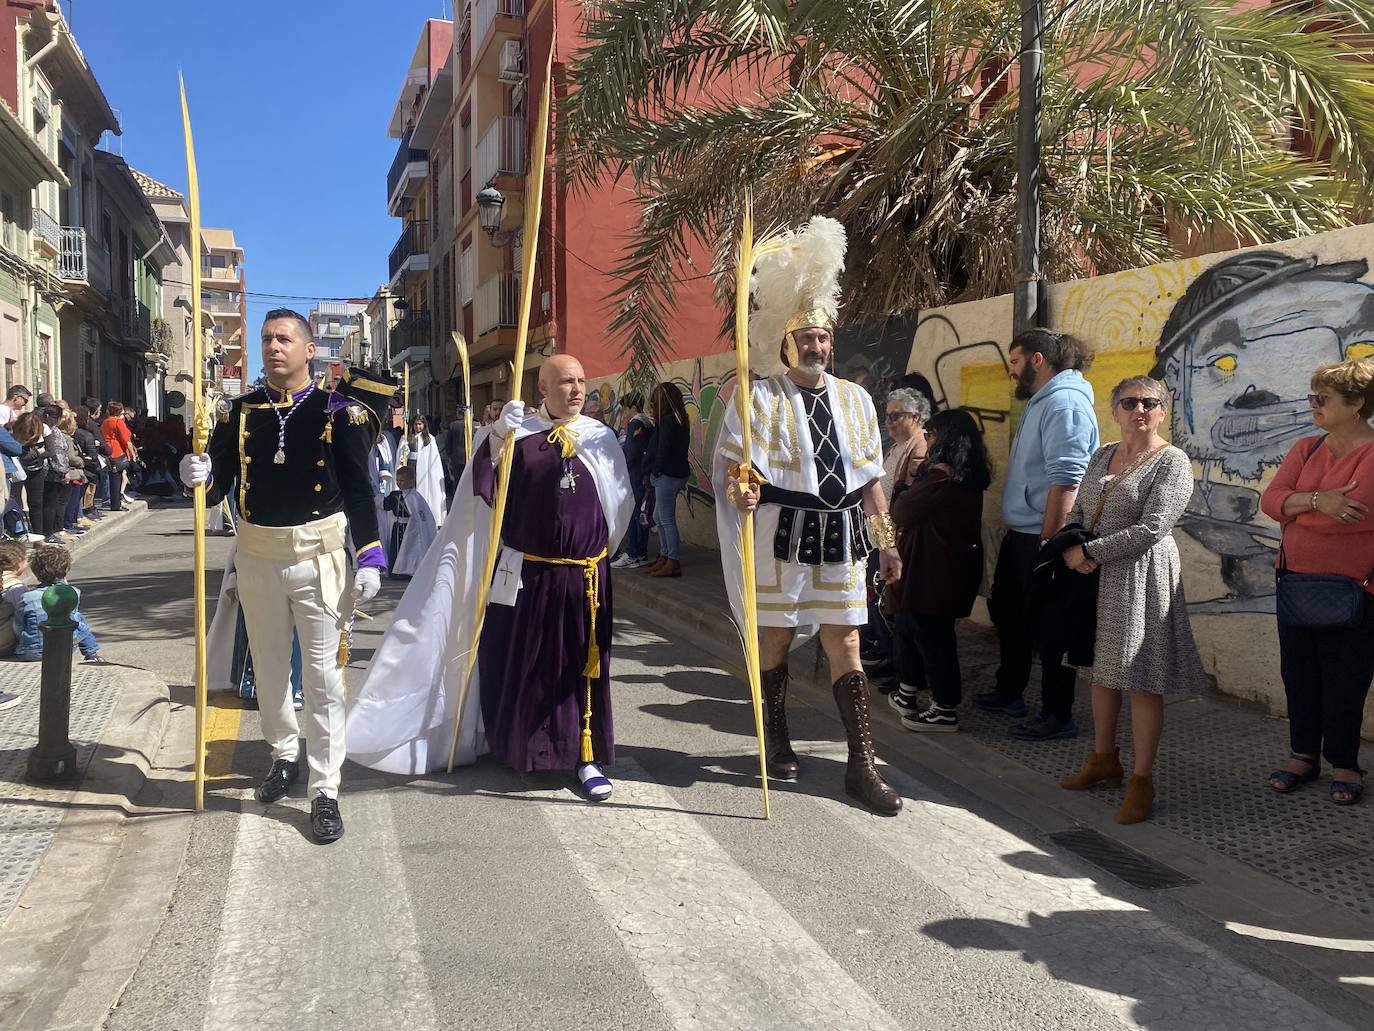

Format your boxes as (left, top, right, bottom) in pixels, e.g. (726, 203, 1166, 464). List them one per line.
(498, 40, 524, 83)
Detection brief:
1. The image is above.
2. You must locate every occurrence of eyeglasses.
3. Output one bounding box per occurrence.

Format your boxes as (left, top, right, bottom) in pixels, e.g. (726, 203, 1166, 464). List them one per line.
(1307, 393, 1330, 407)
(1116, 397, 1164, 412)
(884, 411, 913, 422)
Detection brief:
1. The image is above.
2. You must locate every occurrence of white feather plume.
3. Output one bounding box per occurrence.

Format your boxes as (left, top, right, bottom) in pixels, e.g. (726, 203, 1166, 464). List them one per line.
(748, 216, 847, 377)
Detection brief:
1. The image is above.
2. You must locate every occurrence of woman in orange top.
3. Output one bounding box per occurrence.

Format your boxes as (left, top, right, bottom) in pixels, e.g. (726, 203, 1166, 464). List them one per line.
(1259, 357, 1374, 806)
(100, 401, 133, 512)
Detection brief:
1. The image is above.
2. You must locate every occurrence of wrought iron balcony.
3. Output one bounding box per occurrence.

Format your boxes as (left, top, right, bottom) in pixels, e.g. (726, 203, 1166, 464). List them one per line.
(388, 220, 430, 280)
(387, 128, 428, 207)
(476, 271, 519, 337)
(475, 116, 525, 188)
(389, 309, 432, 359)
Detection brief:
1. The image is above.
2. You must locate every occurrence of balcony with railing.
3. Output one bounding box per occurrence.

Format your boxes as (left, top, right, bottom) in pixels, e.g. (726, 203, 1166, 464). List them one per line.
(471, 0, 524, 56)
(387, 128, 429, 214)
(388, 220, 431, 284)
(389, 309, 432, 360)
(32, 208, 60, 256)
(475, 271, 519, 338)
(475, 116, 526, 189)
(58, 226, 111, 294)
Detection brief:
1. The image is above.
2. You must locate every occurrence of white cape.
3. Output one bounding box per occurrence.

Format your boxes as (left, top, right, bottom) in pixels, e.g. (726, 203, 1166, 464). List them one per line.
(399, 435, 447, 527)
(346, 410, 633, 774)
(391, 488, 438, 577)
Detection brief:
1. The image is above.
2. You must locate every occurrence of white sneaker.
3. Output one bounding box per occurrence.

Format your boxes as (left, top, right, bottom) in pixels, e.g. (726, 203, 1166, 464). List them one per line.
(610, 554, 635, 569)
(626, 556, 648, 569)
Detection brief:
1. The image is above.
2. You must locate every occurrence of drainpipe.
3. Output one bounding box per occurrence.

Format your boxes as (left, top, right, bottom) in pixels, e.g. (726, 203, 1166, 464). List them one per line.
(1012, 0, 1045, 337)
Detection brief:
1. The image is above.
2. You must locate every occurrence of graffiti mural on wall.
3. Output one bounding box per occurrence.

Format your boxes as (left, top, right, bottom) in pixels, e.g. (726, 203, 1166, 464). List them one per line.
(1147, 252, 1374, 611)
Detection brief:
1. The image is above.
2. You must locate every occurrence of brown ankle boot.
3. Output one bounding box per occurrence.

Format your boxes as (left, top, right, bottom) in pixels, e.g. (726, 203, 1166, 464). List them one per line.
(1115, 774, 1154, 824)
(644, 555, 667, 574)
(1059, 748, 1124, 791)
(760, 665, 800, 780)
(650, 558, 682, 578)
(832, 671, 901, 815)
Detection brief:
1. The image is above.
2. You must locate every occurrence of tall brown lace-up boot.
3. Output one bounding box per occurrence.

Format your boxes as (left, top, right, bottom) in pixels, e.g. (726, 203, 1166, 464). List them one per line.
(832, 671, 902, 815)
(760, 665, 800, 780)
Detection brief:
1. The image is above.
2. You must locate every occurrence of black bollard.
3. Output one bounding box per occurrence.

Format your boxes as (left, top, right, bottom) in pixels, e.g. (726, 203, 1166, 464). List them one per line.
(27, 582, 80, 783)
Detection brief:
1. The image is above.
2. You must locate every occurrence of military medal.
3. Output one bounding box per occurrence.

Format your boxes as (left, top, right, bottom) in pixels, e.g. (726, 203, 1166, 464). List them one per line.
(271, 381, 315, 464)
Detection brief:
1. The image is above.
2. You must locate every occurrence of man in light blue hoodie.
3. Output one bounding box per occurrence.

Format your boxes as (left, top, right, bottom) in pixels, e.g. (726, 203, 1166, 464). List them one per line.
(977, 329, 1099, 740)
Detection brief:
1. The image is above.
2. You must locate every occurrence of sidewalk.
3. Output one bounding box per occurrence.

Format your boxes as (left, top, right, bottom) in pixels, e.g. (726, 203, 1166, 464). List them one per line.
(0, 500, 175, 1029)
(614, 542, 1374, 1016)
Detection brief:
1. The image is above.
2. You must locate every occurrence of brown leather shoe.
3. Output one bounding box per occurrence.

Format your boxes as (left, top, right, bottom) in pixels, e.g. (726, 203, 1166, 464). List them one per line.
(760, 665, 800, 780)
(650, 558, 681, 578)
(644, 555, 668, 574)
(1115, 774, 1154, 824)
(832, 671, 901, 815)
(1059, 748, 1124, 790)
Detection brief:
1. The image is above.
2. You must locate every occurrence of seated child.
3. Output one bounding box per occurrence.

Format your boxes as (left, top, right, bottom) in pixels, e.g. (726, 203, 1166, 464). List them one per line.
(0, 539, 25, 708)
(13, 543, 105, 665)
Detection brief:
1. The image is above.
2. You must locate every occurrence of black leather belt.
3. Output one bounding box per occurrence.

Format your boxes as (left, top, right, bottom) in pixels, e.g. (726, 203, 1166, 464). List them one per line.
(760, 485, 870, 566)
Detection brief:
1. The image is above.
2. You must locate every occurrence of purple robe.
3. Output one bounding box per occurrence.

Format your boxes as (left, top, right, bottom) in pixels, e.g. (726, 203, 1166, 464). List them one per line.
(473, 433, 615, 771)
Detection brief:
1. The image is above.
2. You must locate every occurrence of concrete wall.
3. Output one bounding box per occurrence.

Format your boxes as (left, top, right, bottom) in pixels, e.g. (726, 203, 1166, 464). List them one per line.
(611, 223, 1374, 733)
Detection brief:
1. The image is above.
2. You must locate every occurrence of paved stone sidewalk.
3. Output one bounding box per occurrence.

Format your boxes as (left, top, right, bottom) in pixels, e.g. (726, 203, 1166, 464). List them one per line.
(614, 543, 1374, 917)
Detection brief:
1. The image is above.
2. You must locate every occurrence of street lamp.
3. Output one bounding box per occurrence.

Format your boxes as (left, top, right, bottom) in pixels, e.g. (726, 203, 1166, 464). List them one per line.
(477, 184, 524, 247)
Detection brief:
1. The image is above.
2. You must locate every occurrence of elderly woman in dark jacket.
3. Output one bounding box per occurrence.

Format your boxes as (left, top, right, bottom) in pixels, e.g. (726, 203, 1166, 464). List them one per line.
(886, 409, 992, 733)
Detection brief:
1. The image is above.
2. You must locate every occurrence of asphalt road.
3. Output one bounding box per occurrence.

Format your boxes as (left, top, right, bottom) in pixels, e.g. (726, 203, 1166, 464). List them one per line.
(66, 506, 1362, 1031)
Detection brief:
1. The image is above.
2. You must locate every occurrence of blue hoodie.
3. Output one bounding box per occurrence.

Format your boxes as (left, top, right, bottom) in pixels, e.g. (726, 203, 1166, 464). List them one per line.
(1001, 370, 1099, 534)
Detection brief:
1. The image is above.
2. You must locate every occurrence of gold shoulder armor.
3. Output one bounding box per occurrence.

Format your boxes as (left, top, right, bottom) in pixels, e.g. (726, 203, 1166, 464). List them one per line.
(346, 403, 369, 426)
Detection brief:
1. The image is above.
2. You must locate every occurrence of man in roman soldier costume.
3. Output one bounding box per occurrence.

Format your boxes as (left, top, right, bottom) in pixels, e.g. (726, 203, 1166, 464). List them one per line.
(714, 217, 903, 815)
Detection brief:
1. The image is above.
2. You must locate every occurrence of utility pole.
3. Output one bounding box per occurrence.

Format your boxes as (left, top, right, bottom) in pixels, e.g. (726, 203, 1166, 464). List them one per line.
(1013, 0, 1045, 336)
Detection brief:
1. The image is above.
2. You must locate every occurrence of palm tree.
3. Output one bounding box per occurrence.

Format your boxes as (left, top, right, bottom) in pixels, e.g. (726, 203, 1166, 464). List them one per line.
(561, 0, 1374, 387)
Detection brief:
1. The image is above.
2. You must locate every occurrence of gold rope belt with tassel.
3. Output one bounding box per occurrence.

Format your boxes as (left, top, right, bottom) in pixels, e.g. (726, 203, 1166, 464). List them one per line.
(522, 544, 609, 764)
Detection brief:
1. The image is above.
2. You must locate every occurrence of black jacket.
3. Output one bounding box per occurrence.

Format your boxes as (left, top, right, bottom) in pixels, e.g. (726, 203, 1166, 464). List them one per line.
(1033, 523, 1099, 669)
(205, 387, 381, 551)
(646, 413, 690, 478)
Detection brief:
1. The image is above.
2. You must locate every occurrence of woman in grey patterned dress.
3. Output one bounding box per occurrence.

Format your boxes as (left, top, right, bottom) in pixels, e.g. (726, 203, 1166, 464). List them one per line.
(1058, 376, 1207, 824)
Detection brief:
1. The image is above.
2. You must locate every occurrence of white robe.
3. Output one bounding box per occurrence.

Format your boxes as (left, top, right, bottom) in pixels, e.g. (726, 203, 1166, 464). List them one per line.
(391, 487, 438, 577)
(713, 372, 884, 633)
(346, 410, 633, 774)
(398, 434, 446, 528)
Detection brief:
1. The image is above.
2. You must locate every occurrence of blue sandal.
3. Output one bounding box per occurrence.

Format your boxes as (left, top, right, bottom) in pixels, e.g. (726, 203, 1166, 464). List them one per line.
(577, 763, 613, 802)
(1269, 753, 1319, 794)
(1331, 769, 1365, 806)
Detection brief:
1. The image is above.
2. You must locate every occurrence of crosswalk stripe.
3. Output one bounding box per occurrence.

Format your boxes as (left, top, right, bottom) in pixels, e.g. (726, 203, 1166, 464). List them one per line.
(202, 792, 438, 1031)
(538, 759, 903, 1031)
(798, 743, 1357, 1031)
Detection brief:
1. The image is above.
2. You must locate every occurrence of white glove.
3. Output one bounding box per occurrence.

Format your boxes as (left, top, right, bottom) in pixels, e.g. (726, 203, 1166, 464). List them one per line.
(180, 453, 211, 489)
(353, 566, 380, 603)
(379, 471, 395, 495)
(490, 399, 525, 443)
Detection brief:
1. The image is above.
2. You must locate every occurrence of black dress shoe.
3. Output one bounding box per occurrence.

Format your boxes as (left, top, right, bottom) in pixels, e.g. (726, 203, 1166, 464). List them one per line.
(311, 794, 344, 844)
(255, 758, 299, 804)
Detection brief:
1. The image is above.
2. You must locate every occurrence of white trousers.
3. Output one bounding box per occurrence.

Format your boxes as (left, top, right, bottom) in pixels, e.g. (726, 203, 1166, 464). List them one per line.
(236, 537, 349, 799)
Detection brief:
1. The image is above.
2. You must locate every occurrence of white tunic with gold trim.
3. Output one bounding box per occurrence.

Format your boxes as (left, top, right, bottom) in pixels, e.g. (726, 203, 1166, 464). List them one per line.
(713, 372, 883, 630)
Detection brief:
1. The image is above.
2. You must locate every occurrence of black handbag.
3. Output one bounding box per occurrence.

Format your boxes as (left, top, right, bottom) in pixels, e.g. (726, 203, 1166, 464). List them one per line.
(1276, 564, 1372, 629)
(1275, 434, 1373, 629)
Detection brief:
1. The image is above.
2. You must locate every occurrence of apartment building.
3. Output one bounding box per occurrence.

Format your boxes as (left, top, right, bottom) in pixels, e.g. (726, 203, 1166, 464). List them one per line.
(202, 227, 246, 395)
(382, 5, 724, 420)
(309, 299, 368, 386)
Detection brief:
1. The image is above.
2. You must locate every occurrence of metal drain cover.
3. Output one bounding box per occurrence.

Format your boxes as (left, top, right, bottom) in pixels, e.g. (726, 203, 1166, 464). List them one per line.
(1049, 828, 1197, 890)
(1291, 839, 1368, 867)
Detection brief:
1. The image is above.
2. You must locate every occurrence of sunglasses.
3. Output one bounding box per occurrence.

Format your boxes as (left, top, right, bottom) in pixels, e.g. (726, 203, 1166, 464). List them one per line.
(884, 411, 913, 422)
(1307, 393, 1331, 407)
(1116, 397, 1164, 412)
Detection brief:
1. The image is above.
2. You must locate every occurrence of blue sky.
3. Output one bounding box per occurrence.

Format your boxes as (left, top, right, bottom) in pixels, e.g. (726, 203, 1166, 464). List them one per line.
(68, 0, 452, 379)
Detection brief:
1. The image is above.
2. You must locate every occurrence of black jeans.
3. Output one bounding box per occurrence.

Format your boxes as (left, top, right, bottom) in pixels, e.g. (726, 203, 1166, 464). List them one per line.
(108, 458, 126, 511)
(987, 529, 1078, 721)
(892, 610, 962, 707)
(1278, 596, 1374, 770)
(22, 475, 44, 535)
(42, 479, 70, 536)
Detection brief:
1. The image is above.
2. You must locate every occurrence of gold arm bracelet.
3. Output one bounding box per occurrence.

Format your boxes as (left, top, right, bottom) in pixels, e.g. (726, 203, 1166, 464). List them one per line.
(867, 512, 897, 550)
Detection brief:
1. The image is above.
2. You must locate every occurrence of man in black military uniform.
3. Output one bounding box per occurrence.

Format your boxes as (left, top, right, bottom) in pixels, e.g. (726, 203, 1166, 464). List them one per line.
(180, 309, 396, 843)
